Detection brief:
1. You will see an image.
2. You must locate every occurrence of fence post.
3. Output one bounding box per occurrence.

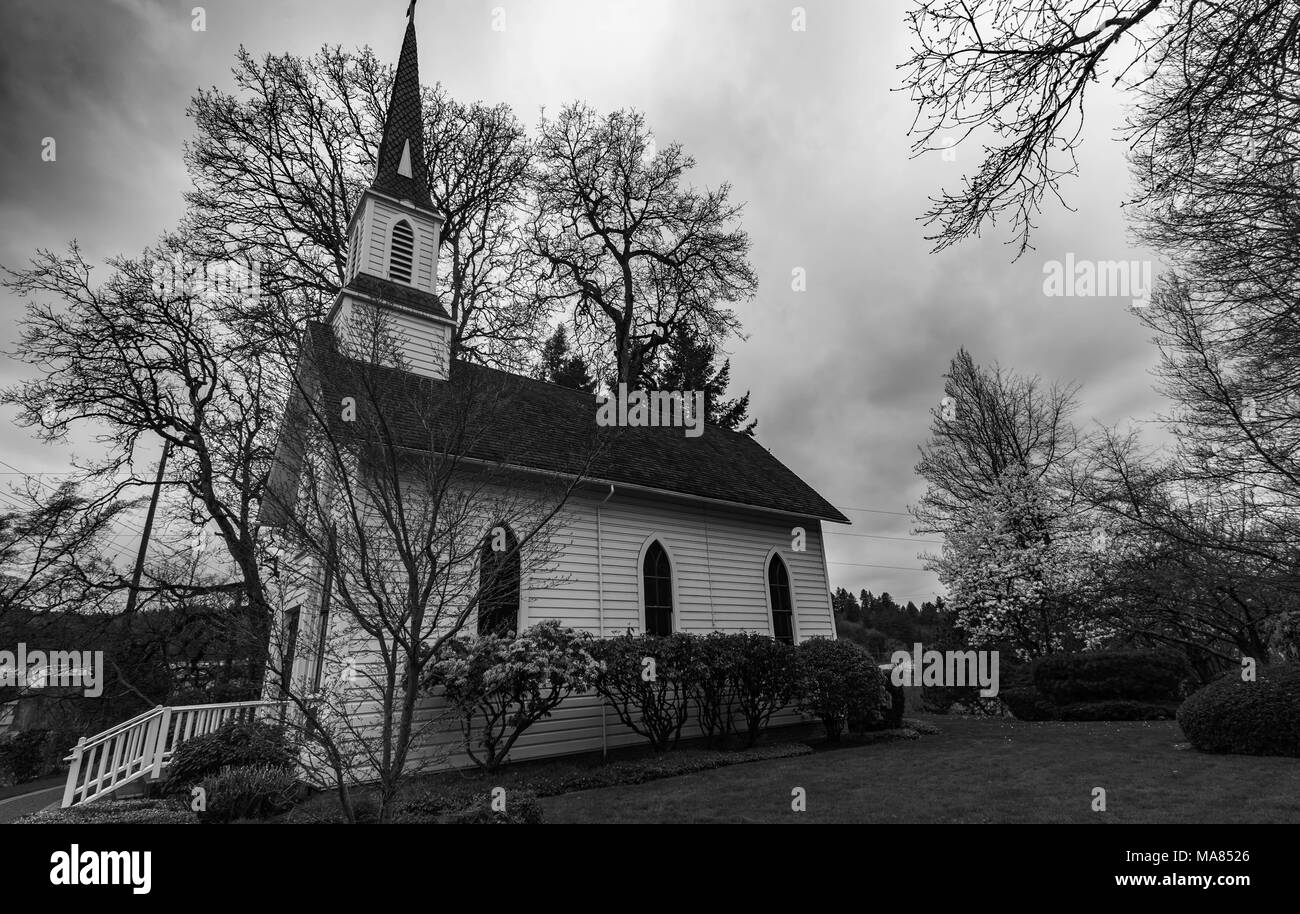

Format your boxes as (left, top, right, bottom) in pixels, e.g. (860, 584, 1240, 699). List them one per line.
(61, 737, 86, 808)
(149, 706, 172, 781)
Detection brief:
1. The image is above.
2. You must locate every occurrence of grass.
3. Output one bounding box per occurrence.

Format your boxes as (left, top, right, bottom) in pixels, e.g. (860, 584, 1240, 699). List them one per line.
(284, 728, 829, 822)
(541, 716, 1300, 824)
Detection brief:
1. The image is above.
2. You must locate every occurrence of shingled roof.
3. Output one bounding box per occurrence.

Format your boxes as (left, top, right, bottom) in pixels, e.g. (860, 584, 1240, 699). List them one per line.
(371, 17, 434, 209)
(342, 271, 451, 321)
(271, 322, 848, 524)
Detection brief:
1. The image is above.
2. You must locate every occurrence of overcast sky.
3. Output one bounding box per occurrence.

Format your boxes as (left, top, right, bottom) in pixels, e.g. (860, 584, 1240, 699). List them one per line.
(0, 0, 1165, 604)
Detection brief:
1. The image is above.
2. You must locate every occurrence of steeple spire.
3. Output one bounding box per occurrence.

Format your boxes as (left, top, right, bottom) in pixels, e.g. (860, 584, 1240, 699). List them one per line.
(372, 8, 433, 209)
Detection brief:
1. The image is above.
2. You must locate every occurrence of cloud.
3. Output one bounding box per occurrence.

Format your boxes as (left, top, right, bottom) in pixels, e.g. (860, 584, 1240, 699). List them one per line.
(0, 0, 1173, 603)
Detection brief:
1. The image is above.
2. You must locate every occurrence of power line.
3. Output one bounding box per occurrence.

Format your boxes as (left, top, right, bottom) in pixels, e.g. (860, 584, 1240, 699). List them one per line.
(0, 459, 200, 566)
(827, 530, 942, 544)
(839, 506, 912, 517)
(827, 561, 935, 572)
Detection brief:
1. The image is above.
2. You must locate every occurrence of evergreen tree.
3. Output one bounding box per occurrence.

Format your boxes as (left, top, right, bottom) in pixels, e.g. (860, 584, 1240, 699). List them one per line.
(831, 586, 862, 623)
(539, 325, 597, 393)
(648, 325, 756, 435)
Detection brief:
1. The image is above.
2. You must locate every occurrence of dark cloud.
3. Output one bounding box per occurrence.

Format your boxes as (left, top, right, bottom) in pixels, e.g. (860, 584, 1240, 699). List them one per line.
(0, 0, 1169, 604)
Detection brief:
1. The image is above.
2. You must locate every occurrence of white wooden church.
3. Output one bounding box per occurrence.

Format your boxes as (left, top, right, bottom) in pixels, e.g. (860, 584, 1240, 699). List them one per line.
(261, 12, 849, 765)
(54, 9, 852, 809)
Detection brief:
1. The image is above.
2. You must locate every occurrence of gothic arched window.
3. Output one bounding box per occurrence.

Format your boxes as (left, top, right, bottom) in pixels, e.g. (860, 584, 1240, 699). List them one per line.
(642, 540, 674, 636)
(767, 554, 794, 644)
(478, 524, 520, 637)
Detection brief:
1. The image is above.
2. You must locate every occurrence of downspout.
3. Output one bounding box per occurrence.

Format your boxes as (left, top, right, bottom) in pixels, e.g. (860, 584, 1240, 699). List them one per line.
(702, 504, 716, 629)
(597, 484, 615, 757)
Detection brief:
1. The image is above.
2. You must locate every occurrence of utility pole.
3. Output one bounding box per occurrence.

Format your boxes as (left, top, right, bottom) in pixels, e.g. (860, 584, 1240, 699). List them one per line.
(124, 440, 171, 614)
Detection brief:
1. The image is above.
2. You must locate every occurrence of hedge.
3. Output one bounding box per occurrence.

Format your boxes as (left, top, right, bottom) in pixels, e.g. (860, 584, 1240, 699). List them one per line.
(1178, 663, 1300, 757)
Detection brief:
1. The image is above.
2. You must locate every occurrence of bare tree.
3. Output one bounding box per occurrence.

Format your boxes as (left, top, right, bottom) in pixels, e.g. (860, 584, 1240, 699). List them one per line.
(1081, 422, 1300, 666)
(528, 103, 756, 387)
(0, 481, 132, 619)
(902, 0, 1300, 255)
(912, 350, 1099, 655)
(259, 308, 594, 822)
(2, 236, 285, 678)
(184, 45, 546, 367)
(913, 348, 1084, 529)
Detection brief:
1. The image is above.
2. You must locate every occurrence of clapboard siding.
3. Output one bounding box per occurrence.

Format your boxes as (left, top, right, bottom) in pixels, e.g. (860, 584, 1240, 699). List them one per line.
(282, 482, 837, 773)
(329, 297, 450, 381)
(384, 308, 450, 380)
(364, 197, 439, 295)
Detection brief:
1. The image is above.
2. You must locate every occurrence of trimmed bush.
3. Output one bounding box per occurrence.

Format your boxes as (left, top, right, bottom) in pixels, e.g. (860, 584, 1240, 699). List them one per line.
(17, 798, 197, 825)
(427, 621, 604, 771)
(684, 632, 741, 747)
(1178, 664, 1300, 757)
(731, 633, 799, 746)
(1034, 649, 1191, 704)
(1001, 650, 1192, 721)
(197, 764, 301, 822)
(591, 632, 695, 751)
(163, 718, 295, 791)
(795, 638, 885, 741)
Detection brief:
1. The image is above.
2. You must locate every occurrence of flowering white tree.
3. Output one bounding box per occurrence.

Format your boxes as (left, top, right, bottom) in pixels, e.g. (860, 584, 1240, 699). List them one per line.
(927, 465, 1113, 657)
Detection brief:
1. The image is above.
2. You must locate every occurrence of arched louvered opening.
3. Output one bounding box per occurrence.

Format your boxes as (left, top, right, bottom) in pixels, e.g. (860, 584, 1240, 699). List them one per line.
(478, 524, 520, 637)
(389, 219, 414, 284)
(642, 540, 674, 636)
(767, 554, 794, 644)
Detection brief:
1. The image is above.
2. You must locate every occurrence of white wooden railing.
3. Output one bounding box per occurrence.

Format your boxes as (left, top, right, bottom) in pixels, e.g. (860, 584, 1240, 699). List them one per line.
(62, 700, 287, 808)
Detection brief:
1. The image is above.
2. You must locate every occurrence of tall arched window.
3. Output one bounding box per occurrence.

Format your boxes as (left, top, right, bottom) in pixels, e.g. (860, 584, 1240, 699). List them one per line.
(389, 219, 414, 284)
(478, 524, 520, 637)
(767, 554, 794, 644)
(642, 540, 674, 636)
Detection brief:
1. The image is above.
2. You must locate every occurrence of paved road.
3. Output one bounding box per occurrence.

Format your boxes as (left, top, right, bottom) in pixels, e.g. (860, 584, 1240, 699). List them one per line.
(0, 785, 62, 823)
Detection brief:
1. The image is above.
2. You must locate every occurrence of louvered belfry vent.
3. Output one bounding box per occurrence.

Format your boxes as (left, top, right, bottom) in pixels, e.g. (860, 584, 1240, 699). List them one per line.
(389, 220, 415, 283)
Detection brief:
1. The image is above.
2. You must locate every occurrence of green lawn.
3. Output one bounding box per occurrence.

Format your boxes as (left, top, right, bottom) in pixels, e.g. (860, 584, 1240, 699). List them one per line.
(541, 716, 1300, 823)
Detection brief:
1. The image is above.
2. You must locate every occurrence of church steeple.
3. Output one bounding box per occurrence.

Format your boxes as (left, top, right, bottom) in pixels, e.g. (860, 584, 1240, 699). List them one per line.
(328, 3, 453, 382)
(371, 11, 433, 209)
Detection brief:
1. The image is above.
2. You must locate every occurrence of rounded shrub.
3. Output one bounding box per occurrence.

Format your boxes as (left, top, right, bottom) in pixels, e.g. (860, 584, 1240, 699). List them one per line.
(591, 632, 696, 752)
(1177, 664, 1300, 757)
(730, 632, 799, 746)
(682, 632, 743, 747)
(795, 638, 885, 741)
(163, 718, 296, 791)
(427, 620, 604, 771)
